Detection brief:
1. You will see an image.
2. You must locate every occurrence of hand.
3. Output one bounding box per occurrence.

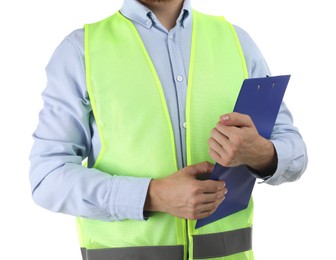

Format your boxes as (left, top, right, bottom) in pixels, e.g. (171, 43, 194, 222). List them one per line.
(144, 162, 227, 220)
(208, 112, 277, 173)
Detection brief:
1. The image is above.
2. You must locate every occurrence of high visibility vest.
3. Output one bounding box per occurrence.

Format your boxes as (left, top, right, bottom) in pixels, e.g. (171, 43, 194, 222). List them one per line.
(78, 10, 254, 260)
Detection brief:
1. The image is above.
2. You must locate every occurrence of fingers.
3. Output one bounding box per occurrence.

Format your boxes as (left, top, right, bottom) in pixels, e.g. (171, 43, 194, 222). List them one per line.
(214, 112, 255, 141)
(200, 179, 226, 193)
(220, 112, 253, 127)
(208, 128, 230, 154)
(201, 187, 227, 202)
(182, 179, 227, 220)
(195, 200, 224, 219)
(185, 189, 227, 220)
(208, 127, 236, 166)
(208, 113, 257, 167)
(208, 148, 222, 165)
(155, 162, 227, 220)
(210, 126, 229, 145)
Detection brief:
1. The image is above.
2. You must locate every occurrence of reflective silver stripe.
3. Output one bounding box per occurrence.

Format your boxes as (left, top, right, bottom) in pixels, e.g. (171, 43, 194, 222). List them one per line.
(193, 227, 252, 259)
(80, 245, 184, 260)
(80, 248, 87, 260)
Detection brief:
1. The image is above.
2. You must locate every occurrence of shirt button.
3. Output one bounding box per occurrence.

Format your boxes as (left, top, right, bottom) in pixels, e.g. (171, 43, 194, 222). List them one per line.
(145, 20, 152, 27)
(169, 34, 174, 40)
(176, 75, 183, 82)
(183, 122, 187, 128)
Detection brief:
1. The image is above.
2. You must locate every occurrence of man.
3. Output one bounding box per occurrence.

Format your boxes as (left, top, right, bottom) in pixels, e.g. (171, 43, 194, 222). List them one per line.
(29, 0, 308, 259)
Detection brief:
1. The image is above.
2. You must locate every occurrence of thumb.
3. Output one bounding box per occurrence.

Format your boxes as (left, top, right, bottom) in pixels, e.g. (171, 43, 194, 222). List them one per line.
(185, 161, 214, 178)
(220, 112, 253, 127)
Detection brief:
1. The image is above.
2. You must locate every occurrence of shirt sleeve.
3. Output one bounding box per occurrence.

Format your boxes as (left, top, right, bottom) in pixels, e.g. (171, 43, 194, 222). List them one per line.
(233, 25, 308, 185)
(29, 29, 151, 221)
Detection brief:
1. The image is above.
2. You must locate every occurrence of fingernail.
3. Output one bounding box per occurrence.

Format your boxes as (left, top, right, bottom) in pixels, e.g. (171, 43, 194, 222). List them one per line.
(221, 115, 230, 122)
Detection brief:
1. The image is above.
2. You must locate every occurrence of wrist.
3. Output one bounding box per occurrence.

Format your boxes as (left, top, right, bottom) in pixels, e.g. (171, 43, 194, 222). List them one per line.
(144, 179, 164, 212)
(248, 139, 277, 175)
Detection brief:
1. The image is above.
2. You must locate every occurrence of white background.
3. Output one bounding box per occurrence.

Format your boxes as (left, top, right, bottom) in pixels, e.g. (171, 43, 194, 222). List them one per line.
(1, 0, 335, 259)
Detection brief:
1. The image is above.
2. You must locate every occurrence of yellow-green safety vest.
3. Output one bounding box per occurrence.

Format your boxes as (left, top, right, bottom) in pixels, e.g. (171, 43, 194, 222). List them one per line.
(78, 10, 254, 260)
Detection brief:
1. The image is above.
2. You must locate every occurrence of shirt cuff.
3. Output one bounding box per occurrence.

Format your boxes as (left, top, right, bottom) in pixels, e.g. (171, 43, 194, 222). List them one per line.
(247, 167, 273, 182)
(261, 139, 291, 185)
(109, 176, 151, 221)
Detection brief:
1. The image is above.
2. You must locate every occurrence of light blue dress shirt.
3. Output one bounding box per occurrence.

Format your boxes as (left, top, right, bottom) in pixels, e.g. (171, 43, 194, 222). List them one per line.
(29, 0, 308, 221)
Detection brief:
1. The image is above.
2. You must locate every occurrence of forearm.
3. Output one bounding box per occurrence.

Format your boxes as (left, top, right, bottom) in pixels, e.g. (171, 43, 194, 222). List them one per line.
(262, 104, 308, 185)
(29, 31, 151, 221)
(209, 104, 307, 184)
(265, 133, 307, 185)
(234, 25, 307, 183)
(30, 153, 151, 221)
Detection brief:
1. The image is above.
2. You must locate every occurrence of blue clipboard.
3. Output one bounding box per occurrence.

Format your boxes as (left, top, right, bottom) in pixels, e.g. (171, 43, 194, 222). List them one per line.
(195, 75, 290, 229)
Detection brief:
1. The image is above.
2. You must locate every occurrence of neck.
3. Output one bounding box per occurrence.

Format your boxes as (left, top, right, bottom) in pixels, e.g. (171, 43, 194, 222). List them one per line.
(138, 0, 184, 31)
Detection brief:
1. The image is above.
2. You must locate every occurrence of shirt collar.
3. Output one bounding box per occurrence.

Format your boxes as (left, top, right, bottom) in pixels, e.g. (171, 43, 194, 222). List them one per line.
(121, 0, 191, 29)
